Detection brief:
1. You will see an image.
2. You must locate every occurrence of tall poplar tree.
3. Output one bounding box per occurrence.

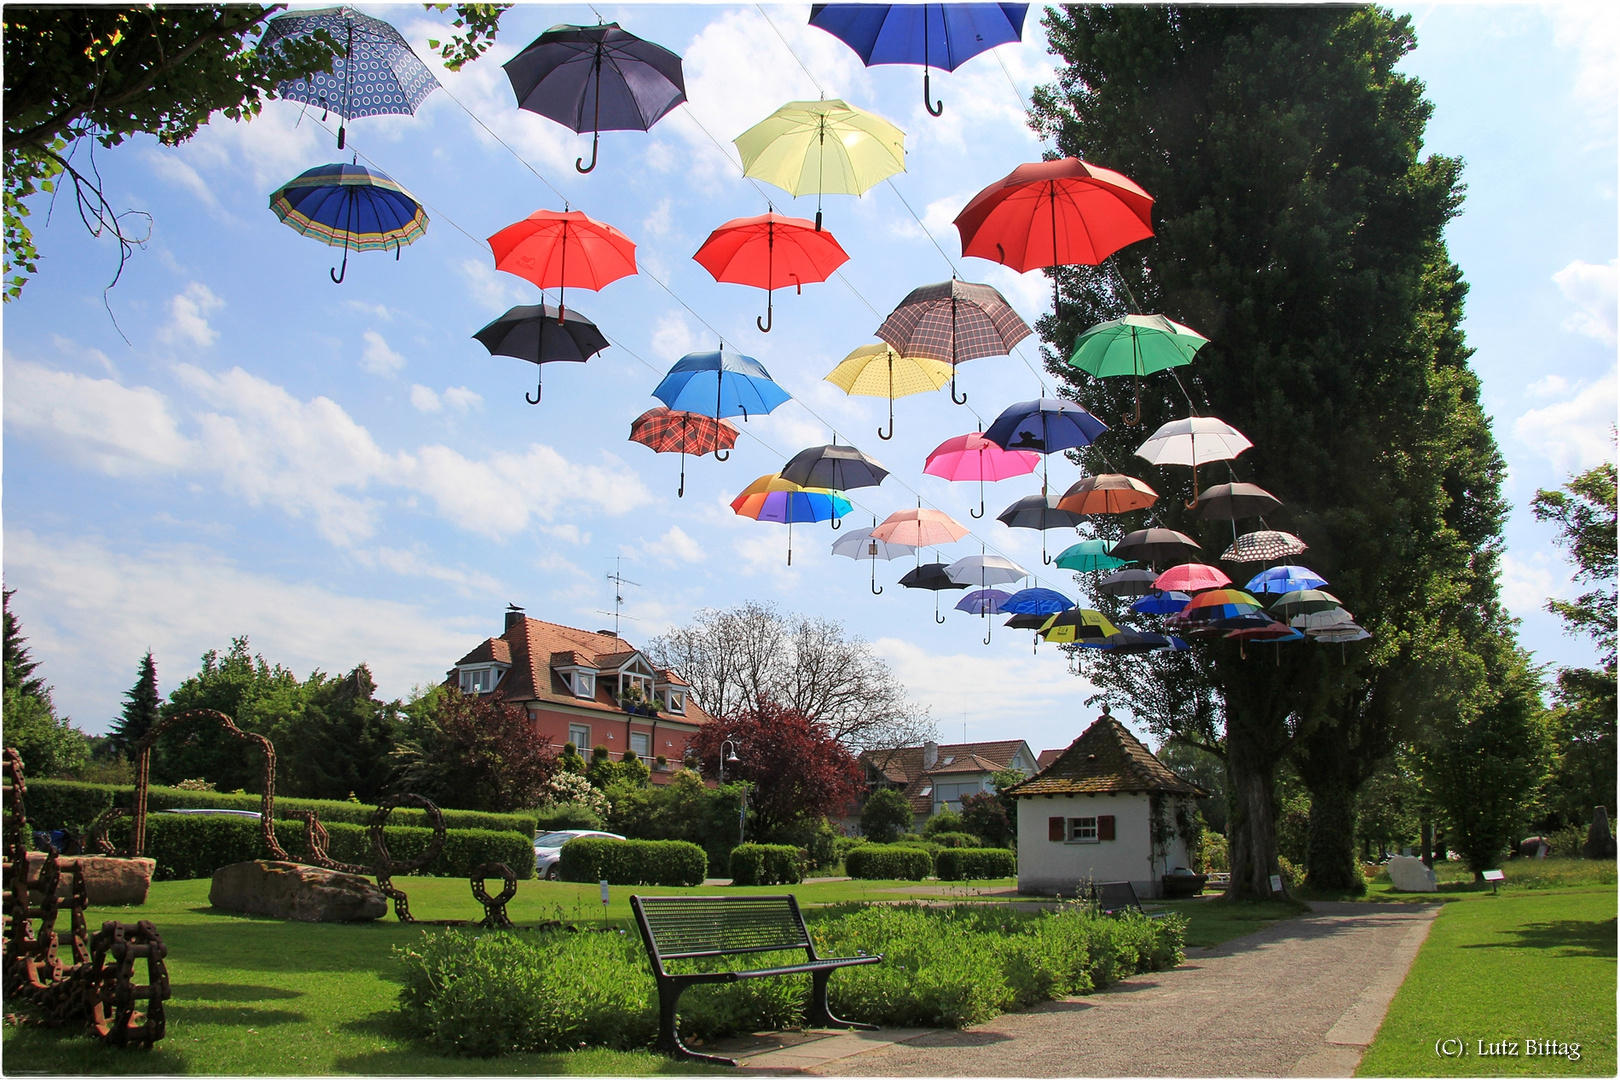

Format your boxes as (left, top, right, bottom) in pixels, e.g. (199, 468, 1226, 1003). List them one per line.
(1032, 6, 1509, 896)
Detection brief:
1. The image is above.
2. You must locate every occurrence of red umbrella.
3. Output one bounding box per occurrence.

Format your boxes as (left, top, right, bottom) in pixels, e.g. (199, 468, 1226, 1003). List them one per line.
(693, 212, 849, 332)
(953, 158, 1154, 313)
(489, 209, 637, 321)
(629, 406, 737, 498)
(1153, 562, 1231, 593)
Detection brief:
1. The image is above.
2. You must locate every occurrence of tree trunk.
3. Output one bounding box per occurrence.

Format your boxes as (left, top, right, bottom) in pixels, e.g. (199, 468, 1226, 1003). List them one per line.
(1304, 778, 1362, 892)
(1225, 733, 1282, 901)
(1421, 816, 1433, 868)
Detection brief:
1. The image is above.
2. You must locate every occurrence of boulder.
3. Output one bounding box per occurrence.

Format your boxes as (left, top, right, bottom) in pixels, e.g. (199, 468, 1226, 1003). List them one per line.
(25, 853, 155, 906)
(1583, 806, 1617, 860)
(1386, 854, 1437, 892)
(210, 860, 387, 922)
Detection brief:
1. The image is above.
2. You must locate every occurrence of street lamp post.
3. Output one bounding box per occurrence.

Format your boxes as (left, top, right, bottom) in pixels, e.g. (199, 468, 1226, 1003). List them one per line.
(718, 737, 746, 843)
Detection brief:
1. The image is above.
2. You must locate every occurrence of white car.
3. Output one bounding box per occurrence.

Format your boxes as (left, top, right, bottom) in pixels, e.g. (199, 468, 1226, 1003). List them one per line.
(533, 829, 623, 880)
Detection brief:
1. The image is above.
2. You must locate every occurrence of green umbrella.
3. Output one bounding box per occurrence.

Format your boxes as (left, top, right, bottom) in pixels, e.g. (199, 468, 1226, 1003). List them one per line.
(1053, 538, 1130, 573)
(1066, 313, 1209, 425)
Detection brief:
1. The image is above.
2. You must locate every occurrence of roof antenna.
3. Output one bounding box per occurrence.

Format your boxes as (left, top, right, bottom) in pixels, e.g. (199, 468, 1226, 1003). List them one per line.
(598, 557, 641, 640)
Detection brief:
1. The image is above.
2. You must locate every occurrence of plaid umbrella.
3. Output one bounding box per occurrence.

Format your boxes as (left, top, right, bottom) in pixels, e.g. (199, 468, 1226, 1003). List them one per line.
(629, 407, 738, 498)
(876, 279, 1031, 404)
(1221, 530, 1308, 563)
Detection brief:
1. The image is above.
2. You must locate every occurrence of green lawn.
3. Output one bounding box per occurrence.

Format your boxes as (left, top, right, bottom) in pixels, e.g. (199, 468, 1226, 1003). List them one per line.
(1357, 886, 1617, 1077)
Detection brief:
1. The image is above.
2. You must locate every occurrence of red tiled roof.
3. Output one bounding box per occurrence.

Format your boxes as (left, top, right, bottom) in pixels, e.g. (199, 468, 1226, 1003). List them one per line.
(1009, 714, 1204, 797)
(550, 650, 594, 667)
(858, 740, 1035, 816)
(1036, 749, 1065, 771)
(656, 668, 690, 687)
(928, 753, 1004, 775)
(455, 638, 511, 666)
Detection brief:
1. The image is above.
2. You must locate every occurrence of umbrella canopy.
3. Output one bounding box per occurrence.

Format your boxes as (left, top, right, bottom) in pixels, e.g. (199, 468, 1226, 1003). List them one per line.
(1222, 530, 1308, 563)
(998, 491, 1086, 564)
(876, 279, 1032, 404)
(1193, 482, 1283, 520)
(1001, 587, 1075, 615)
(652, 349, 791, 420)
(1067, 314, 1209, 426)
(1153, 563, 1231, 593)
(693, 212, 850, 331)
(1136, 415, 1252, 501)
(270, 162, 428, 284)
(474, 303, 609, 404)
(1111, 527, 1202, 566)
(731, 475, 850, 565)
(735, 99, 906, 225)
(901, 560, 968, 622)
(261, 6, 439, 148)
(780, 443, 889, 491)
(1226, 620, 1303, 642)
(1004, 612, 1049, 630)
(1269, 589, 1343, 619)
(1177, 590, 1265, 625)
(872, 508, 969, 548)
(832, 523, 916, 595)
(1099, 630, 1180, 654)
(1097, 568, 1162, 597)
(488, 209, 637, 318)
(629, 407, 737, 497)
(808, 2, 1028, 114)
(1312, 625, 1371, 643)
(945, 553, 1028, 587)
(923, 430, 1039, 515)
(1057, 473, 1158, 516)
(956, 588, 1012, 615)
(1246, 564, 1328, 595)
(985, 398, 1109, 456)
(502, 22, 685, 173)
(1038, 607, 1121, 643)
(1289, 608, 1357, 633)
(826, 345, 953, 441)
(1053, 539, 1128, 573)
(1131, 590, 1192, 614)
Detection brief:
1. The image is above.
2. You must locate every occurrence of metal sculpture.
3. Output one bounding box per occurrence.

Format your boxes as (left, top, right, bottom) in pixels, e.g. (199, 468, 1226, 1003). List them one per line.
(470, 863, 518, 929)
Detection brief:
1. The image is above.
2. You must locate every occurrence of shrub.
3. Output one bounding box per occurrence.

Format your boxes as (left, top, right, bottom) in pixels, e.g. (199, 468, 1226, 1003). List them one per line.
(558, 836, 706, 886)
(532, 802, 604, 831)
(729, 843, 804, 886)
(959, 791, 1013, 847)
(844, 845, 932, 880)
(928, 831, 982, 849)
(771, 816, 838, 871)
(921, 808, 965, 837)
(935, 847, 1016, 880)
(1201, 831, 1229, 873)
(1276, 855, 1303, 890)
(17, 779, 115, 832)
(537, 771, 609, 818)
(859, 788, 912, 844)
(605, 770, 744, 874)
(832, 836, 870, 861)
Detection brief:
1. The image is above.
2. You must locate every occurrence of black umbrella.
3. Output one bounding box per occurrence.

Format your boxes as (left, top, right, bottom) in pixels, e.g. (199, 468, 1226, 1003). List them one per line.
(504, 22, 686, 174)
(1003, 612, 1049, 630)
(997, 491, 1085, 564)
(1193, 482, 1283, 520)
(900, 561, 968, 623)
(780, 443, 889, 490)
(474, 303, 609, 404)
(1100, 631, 1178, 654)
(1096, 568, 1162, 597)
(1111, 527, 1202, 567)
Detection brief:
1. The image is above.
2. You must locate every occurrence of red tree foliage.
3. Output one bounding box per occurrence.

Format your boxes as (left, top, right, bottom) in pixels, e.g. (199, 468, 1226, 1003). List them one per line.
(690, 699, 862, 838)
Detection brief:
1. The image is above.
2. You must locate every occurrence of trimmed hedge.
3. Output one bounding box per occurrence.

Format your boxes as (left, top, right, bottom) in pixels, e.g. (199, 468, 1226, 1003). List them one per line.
(935, 847, 1016, 880)
(98, 815, 536, 882)
(728, 843, 804, 886)
(844, 844, 933, 881)
(558, 837, 706, 887)
(928, 831, 983, 849)
(24, 779, 534, 835)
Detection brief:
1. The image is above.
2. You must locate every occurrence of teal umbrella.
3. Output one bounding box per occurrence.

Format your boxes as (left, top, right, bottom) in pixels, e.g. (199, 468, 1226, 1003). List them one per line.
(1066, 313, 1209, 425)
(1053, 538, 1129, 573)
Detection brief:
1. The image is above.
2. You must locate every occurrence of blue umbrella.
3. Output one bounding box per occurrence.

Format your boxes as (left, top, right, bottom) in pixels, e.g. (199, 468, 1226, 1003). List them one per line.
(270, 163, 428, 283)
(1245, 564, 1329, 595)
(1000, 587, 1074, 615)
(808, 3, 1028, 115)
(956, 588, 1011, 614)
(985, 397, 1108, 494)
(260, 6, 440, 149)
(652, 349, 792, 421)
(1131, 590, 1192, 615)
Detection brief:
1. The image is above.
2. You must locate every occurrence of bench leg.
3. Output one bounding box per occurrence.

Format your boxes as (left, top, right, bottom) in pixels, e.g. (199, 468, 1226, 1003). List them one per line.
(656, 981, 738, 1067)
(807, 969, 877, 1031)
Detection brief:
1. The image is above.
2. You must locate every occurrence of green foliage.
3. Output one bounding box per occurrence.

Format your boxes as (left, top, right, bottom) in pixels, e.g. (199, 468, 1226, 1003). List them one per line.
(1356, 755, 1423, 858)
(558, 837, 707, 887)
(959, 791, 1013, 847)
(832, 835, 870, 861)
(768, 816, 839, 870)
(1155, 740, 1228, 834)
(859, 787, 912, 844)
(927, 831, 982, 849)
(2, 588, 90, 778)
(844, 845, 933, 881)
(1275, 788, 1311, 866)
(605, 768, 745, 873)
(1532, 461, 1618, 664)
(391, 685, 555, 812)
(107, 650, 161, 761)
(728, 843, 804, 886)
(423, 4, 514, 72)
(154, 636, 304, 791)
(921, 808, 965, 836)
(1201, 831, 1229, 873)
(934, 847, 1016, 881)
(532, 802, 604, 832)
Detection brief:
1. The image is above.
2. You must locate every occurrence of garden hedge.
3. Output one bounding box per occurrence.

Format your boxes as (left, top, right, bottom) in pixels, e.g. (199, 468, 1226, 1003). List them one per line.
(844, 844, 933, 881)
(728, 843, 803, 886)
(935, 847, 1016, 880)
(558, 837, 706, 887)
(928, 831, 984, 849)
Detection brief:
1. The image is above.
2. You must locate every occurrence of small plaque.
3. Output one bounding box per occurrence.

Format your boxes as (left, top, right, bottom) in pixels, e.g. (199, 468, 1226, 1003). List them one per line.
(600, 879, 611, 906)
(1269, 874, 1284, 893)
(1482, 869, 1505, 882)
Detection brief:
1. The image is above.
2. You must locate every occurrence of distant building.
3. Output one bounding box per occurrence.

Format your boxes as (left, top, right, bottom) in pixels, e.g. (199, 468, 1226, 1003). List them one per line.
(854, 739, 1039, 831)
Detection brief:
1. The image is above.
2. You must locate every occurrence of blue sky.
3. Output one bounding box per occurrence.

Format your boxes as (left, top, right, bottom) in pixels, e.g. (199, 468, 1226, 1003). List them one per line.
(4, 3, 1615, 757)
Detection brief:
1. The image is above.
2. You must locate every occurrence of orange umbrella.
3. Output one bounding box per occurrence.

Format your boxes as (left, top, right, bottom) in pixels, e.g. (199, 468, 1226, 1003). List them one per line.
(488, 208, 637, 320)
(871, 508, 969, 548)
(1057, 473, 1158, 515)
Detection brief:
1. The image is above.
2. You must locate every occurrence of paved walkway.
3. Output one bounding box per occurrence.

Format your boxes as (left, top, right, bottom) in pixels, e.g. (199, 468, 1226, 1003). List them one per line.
(718, 900, 1439, 1077)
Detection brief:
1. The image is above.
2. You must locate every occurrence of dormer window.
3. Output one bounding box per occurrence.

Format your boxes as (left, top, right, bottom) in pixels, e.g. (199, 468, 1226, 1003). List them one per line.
(574, 671, 595, 699)
(459, 665, 504, 693)
(665, 688, 685, 714)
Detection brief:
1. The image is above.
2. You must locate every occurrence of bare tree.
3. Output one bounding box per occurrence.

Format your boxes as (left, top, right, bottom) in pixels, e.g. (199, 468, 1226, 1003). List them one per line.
(647, 601, 934, 751)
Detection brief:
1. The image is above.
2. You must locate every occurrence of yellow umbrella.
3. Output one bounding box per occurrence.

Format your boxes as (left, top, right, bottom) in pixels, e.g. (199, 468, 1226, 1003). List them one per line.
(734, 99, 906, 228)
(824, 344, 952, 441)
(1037, 608, 1121, 643)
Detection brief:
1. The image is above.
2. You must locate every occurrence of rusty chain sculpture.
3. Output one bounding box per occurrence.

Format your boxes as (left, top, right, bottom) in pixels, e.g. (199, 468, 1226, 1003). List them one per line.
(470, 863, 517, 928)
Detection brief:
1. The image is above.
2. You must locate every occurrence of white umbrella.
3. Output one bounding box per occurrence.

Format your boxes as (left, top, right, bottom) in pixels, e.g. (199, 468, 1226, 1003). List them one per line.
(1136, 415, 1252, 501)
(1311, 624, 1371, 643)
(832, 525, 916, 596)
(944, 553, 1028, 588)
(1289, 607, 1357, 632)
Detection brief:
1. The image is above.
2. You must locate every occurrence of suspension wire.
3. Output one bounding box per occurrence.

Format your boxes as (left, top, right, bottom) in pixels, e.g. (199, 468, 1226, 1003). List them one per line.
(756, 4, 827, 97)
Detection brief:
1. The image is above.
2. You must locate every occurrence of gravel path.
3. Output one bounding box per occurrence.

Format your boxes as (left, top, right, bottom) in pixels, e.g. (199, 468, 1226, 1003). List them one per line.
(803, 901, 1439, 1078)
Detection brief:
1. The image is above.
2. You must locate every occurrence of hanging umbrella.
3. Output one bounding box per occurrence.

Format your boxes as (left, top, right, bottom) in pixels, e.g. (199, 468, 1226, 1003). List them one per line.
(1054, 540, 1128, 573)
(731, 475, 851, 565)
(1174, 590, 1265, 628)
(270, 162, 428, 284)
(1311, 625, 1371, 643)
(1153, 563, 1231, 593)
(1131, 590, 1191, 615)
(1097, 568, 1162, 597)
(923, 430, 1039, 517)
(1067, 313, 1208, 425)
(832, 523, 916, 596)
(956, 589, 1012, 615)
(1289, 607, 1357, 633)
(872, 508, 970, 548)
(652, 348, 792, 420)
(474, 303, 609, 404)
(1098, 630, 1179, 654)
(1004, 612, 1049, 630)
(629, 407, 737, 498)
(693, 212, 849, 332)
(1038, 608, 1121, 643)
(261, 6, 439, 150)
(944, 554, 1028, 588)
(781, 443, 889, 490)
(735, 99, 906, 229)
(1001, 587, 1075, 615)
(1193, 482, 1283, 520)
(828, 345, 954, 442)
(998, 491, 1086, 565)
(1227, 622, 1304, 643)
(900, 561, 970, 623)
(1222, 530, 1308, 563)
(489, 209, 637, 320)
(1246, 565, 1328, 595)
(877, 279, 1032, 404)
(1136, 415, 1253, 502)
(1269, 589, 1343, 619)
(1057, 473, 1158, 516)
(954, 157, 1154, 316)
(808, 3, 1028, 115)
(985, 398, 1109, 455)
(1111, 527, 1202, 566)
(503, 22, 685, 174)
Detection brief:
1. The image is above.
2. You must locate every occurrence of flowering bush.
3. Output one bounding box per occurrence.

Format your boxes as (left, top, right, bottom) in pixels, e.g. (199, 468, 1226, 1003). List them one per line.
(538, 770, 610, 816)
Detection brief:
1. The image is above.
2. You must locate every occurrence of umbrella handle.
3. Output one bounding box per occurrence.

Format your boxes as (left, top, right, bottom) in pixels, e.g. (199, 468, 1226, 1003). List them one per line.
(575, 132, 600, 174)
(878, 358, 894, 440)
(329, 246, 348, 285)
(984, 624, 993, 646)
(525, 367, 542, 405)
(757, 295, 773, 333)
(935, 610, 946, 624)
(577, 54, 603, 173)
(678, 450, 686, 498)
(714, 448, 731, 461)
(924, 70, 943, 117)
(950, 368, 967, 406)
(830, 515, 841, 530)
(970, 476, 985, 518)
(871, 558, 882, 595)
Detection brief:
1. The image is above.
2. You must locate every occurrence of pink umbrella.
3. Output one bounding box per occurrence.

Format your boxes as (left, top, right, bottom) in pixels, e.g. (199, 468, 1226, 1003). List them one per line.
(1154, 563, 1231, 593)
(923, 431, 1040, 519)
(872, 508, 970, 549)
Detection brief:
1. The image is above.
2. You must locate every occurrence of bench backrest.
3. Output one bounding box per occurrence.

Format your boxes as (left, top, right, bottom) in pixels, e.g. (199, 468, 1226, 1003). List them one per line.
(1092, 880, 1143, 913)
(631, 894, 811, 969)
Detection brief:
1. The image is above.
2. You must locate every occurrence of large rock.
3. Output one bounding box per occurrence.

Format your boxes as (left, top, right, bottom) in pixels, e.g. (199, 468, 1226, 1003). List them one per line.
(25, 854, 155, 906)
(1583, 806, 1617, 859)
(210, 860, 387, 922)
(1386, 854, 1437, 892)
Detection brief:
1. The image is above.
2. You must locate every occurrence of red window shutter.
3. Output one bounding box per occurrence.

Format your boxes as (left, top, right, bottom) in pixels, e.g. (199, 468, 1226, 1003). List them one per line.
(1098, 815, 1116, 841)
(1049, 816, 1065, 842)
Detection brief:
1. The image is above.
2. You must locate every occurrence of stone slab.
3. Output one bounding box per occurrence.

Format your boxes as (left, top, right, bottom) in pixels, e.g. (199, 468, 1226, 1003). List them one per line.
(25, 853, 155, 906)
(210, 860, 386, 922)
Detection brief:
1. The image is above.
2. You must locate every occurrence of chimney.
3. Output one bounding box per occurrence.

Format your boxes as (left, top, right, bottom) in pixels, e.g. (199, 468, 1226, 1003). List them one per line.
(923, 740, 939, 770)
(505, 604, 525, 633)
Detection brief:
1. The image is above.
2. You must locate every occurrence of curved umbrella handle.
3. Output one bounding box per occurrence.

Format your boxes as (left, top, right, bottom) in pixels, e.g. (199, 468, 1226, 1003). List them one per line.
(576, 132, 600, 174)
(970, 476, 985, 518)
(970, 504, 985, 519)
(935, 610, 946, 624)
(950, 369, 967, 406)
(757, 296, 773, 333)
(714, 448, 731, 462)
(871, 558, 882, 595)
(984, 624, 993, 646)
(330, 247, 348, 285)
(525, 367, 542, 405)
(924, 70, 943, 117)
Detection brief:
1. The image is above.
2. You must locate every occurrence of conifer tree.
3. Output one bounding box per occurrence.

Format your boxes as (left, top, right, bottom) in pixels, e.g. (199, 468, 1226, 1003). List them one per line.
(108, 650, 161, 761)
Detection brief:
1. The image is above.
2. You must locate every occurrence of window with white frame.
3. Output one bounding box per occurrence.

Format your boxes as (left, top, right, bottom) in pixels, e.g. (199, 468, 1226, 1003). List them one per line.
(568, 723, 590, 750)
(630, 732, 650, 757)
(573, 671, 596, 699)
(665, 689, 685, 714)
(460, 667, 501, 693)
(1067, 817, 1099, 843)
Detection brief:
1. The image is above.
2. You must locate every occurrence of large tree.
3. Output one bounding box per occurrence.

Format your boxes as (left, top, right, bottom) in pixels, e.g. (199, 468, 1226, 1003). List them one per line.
(156, 636, 305, 791)
(2, 588, 89, 776)
(268, 664, 402, 803)
(107, 650, 161, 762)
(1032, 6, 1508, 897)
(390, 686, 555, 813)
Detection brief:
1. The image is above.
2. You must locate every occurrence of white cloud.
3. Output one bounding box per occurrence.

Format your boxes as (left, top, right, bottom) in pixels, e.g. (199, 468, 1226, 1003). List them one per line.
(168, 102, 329, 192)
(651, 310, 698, 361)
(1513, 367, 1618, 472)
(410, 384, 442, 412)
(140, 150, 220, 212)
(360, 329, 406, 375)
(644, 197, 675, 237)
(3, 359, 192, 476)
(1553, 258, 1618, 346)
(1548, 3, 1620, 129)
(458, 257, 531, 310)
(442, 386, 483, 411)
(646, 525, 708, 566)
(1499, 551, 1569, 619)
(1526, 373, 1573, 400)
(354, 546, 505, 599)
(160, 283, 224, 348)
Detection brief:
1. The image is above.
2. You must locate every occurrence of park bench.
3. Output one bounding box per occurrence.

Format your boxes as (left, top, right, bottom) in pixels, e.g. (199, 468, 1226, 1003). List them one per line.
(1089, 880, 1167, 919)
(630, 894, 883, 1066)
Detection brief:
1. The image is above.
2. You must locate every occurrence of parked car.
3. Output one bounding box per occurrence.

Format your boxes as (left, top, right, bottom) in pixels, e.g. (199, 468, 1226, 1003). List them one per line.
(533, 829, 623, 880)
